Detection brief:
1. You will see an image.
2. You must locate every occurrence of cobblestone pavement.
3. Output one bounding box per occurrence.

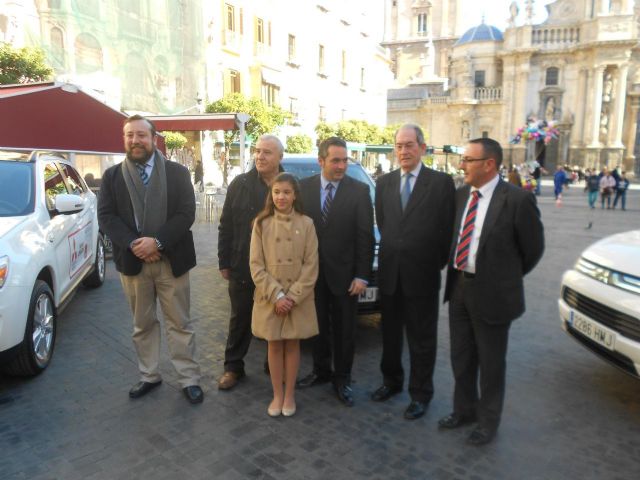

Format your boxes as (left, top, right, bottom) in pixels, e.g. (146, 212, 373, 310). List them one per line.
(1, 185, 640, 480)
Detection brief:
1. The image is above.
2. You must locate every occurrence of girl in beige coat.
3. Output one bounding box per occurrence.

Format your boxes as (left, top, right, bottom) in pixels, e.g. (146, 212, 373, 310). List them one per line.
(250, 173, 319, 417)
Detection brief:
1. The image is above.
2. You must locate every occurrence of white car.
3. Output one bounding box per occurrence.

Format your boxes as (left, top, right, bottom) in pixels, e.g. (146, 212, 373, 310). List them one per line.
(0, 151, 105, 375)
(558, 230, 640, 379)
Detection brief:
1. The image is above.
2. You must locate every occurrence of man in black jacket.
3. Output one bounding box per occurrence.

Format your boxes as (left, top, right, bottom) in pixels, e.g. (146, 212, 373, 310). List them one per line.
(296, 137, 374, 406)
(98, 115, 203, 404)
(217, 135, 284, 390)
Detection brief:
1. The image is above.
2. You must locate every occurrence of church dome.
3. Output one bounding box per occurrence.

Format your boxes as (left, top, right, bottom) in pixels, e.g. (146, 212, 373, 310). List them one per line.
(455, 23, 503, 46)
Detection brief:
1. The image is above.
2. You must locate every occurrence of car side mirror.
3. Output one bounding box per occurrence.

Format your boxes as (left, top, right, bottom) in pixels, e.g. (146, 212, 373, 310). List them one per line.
(54, 194, 85, 215)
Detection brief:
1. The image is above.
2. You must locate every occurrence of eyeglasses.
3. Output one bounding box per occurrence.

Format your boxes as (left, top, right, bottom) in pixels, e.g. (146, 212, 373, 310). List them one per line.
(460, 157, 489, 164)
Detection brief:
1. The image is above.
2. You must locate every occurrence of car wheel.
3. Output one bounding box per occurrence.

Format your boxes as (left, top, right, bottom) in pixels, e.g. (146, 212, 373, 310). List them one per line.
(2, 280, 56, 376)
(82, 233, 106, 288)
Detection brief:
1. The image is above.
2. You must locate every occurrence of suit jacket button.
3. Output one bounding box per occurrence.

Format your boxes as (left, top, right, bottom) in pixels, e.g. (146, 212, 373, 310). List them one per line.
(276, 237, 280, 242)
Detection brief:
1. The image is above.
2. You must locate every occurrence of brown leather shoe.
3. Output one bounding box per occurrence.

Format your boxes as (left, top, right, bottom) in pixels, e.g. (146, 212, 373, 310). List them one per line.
(217, 371, 244, 390)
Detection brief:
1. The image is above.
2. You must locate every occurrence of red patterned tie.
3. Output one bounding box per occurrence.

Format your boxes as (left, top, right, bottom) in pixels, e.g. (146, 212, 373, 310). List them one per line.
(455, 190, 481, 270)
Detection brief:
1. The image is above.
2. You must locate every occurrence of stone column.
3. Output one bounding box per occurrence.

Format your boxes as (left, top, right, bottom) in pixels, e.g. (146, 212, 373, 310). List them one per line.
(612, 63, 629, 148)
(623, 94, 640, 171)
(589, 65, 606, 147)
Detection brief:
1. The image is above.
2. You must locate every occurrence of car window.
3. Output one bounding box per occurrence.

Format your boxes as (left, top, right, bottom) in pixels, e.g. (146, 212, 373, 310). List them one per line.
(44, 162, 69, 211)
(59, 163, 87, 195)
(0, 161, 35, 216)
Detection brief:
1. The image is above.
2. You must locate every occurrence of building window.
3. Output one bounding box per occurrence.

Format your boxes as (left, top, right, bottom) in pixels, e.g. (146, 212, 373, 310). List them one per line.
(262, 82, 279, 106)
(256, 17, 264, 43)
(417, 13, 427, 36)
(288, 34, 296, 62)
(225, 69, 241, 94)
(360, 67, 365, 90)
(289, 97, 299, 124)
(318, 44, 325, 73)
(546, 67, 559, 86)
(74, 33, 102, 73)
(319, 105, 326, 122)
(50, 27, 64, 67)
(474, 70, 485, 87)
(239, 8, 243, 34)
(225, 4, 235, 31)
(341, 50, 347, 83)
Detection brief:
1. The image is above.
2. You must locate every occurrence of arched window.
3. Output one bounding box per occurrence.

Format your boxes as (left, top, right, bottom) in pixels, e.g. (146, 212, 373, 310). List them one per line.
(546, 67, 559, 86)
(74, 33, 102, 73)
(50, 27, 64, 67)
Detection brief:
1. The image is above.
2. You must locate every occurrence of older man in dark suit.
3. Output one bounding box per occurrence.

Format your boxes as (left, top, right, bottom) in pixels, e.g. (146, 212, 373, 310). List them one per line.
(371, 124, 455, 420)
(296, 137, 374, 406)
(98, 115, 203, 404)
(438, 137, 544, 446)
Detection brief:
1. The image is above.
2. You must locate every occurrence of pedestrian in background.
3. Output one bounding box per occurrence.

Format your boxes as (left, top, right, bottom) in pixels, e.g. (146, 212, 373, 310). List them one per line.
(439, 137, 544, 446)
(553, 165, 566, 200)
(507, 166, 521, 187)
(217, 135, 284, 391)
(98, 115, 204, 404)
(584, 168, 600, 209)
(296, 137, 374, 407)
(600, 168, 616, 209)
(613, 171, 629, 211)
(250, 173, 319, 417)
(194, 160, 204, 192)
(371, 124, 455, 420)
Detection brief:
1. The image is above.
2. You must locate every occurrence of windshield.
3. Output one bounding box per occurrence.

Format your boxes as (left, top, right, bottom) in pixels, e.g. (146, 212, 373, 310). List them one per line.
(0, 161, 35, 216)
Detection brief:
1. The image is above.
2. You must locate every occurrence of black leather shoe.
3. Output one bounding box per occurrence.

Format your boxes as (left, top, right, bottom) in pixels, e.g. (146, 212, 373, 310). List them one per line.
(370, 384, 402, 402)
(467, 426, 496, 446)
(296, 372, 331, 388)
(183, 385, 204, 404)
(129, 380, 162, 399)
(404, 400, 428, 420)
(438, 412, 477, 429)
(335, 384, 354, 407)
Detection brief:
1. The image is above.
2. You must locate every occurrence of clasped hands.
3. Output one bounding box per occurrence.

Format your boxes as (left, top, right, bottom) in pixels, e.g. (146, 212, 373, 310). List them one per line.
(131, 237, 161, 263)
(275, 296, 295, 316)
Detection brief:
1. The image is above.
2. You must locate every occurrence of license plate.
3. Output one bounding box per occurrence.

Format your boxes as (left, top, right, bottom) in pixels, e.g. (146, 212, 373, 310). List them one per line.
(359, 287, 378, 303)
(569, 309, 615, 350)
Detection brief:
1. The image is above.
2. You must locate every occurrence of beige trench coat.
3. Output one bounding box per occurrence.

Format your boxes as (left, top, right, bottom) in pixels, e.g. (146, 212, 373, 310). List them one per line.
(249, 211, 319, 340)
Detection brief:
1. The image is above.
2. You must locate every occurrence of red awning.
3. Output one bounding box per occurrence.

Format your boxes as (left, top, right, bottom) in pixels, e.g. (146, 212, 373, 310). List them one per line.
(0, 82, 129, 154)
(147, 114, 238, 132)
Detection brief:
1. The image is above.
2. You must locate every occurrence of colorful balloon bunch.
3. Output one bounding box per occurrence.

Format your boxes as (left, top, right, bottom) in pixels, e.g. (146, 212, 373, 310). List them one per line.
(509, 118, 559, 145)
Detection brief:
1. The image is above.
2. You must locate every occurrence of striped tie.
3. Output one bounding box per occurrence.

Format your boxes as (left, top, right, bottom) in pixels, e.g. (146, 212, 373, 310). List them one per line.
(454, 190, 481, 270)
(321, 183, 334, 225)
(136, 163, 149, 186)
(401, 172, 412, 211)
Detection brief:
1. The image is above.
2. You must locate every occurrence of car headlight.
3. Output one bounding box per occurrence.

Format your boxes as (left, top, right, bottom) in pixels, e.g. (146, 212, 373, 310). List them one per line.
(576, 256, 640, 295)
(0, 256, 8, 288)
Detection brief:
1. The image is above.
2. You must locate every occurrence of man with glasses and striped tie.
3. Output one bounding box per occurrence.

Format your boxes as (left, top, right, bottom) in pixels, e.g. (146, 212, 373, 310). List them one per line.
(439, 138, 544, 446)
(297, 137, 374, 407)
(98, 115, 204, 404)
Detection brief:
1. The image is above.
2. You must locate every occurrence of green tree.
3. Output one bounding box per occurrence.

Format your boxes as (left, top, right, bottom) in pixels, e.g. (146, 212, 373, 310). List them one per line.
(163, 131, 188, 162)
(286, 134, 313, 153)
(0, 43, 53, 85)
(206, 93, 289, 185)
(314, 121, 336, 144)
(381, 123, 402, 144)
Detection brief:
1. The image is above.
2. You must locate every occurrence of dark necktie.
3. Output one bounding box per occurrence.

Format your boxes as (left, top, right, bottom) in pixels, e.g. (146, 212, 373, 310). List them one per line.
(321, 183, 334, 225)
(401, 173, 412, 211)
(454, 190, 482, 270)
(136, 163, 149, 186)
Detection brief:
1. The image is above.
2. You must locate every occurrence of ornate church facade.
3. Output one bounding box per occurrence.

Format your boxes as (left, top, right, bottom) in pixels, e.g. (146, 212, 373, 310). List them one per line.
(386, 0, 640, 175)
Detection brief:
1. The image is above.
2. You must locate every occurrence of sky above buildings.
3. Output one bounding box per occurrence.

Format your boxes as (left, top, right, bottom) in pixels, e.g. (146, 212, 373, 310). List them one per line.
(460, 0, 553, 32)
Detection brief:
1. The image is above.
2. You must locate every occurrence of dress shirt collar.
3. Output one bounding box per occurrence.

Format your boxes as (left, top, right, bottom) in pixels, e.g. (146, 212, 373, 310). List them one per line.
(321, 174, 340, 191)
(473, 173, 500, 199)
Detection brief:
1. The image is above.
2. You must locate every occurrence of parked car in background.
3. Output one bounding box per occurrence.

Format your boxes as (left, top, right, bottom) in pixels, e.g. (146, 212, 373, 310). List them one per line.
(558, 230, 640, 379)
(281, 155, 380, 314)
(0, 151, 105, 376)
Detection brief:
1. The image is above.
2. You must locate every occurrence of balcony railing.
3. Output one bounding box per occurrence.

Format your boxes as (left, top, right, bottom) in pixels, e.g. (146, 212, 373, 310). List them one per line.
(532, 25, 580, 48)
(474, 86, 502, 101)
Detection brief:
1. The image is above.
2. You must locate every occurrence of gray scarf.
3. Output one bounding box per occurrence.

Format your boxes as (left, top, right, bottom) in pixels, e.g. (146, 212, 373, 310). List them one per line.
(122, 149, 168, 236)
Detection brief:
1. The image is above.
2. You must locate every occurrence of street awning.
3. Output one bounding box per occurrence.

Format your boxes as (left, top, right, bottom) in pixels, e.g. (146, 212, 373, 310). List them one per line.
(366, 144, 394, 153)
(147, 114, 238, 132)
(0, 82, 129, 154)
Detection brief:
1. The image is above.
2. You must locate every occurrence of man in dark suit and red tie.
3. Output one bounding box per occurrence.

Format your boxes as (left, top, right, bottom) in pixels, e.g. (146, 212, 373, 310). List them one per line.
(371, 124, 455, 420)
(438, 137, 544, 446)
(296, 137, 374, 407)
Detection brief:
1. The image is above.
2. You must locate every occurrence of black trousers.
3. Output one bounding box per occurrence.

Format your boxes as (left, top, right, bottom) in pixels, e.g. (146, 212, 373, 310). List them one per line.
(448, 272, 511, 431)
(311, 273, 358, 386)
(379, 277, 439, 403)
(223, 278, 255, 373)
